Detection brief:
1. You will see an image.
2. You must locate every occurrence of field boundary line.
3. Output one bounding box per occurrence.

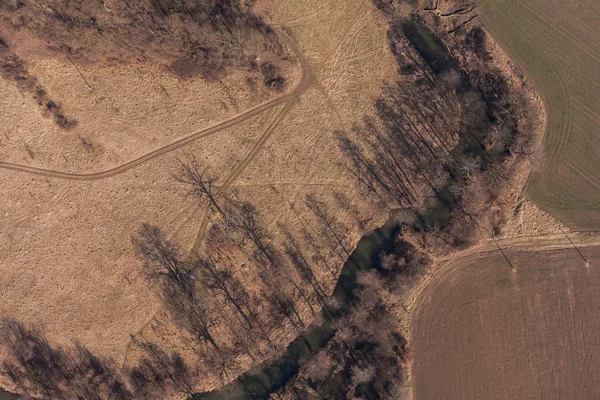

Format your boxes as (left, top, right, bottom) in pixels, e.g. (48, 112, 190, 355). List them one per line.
(404, 231, 600, 330)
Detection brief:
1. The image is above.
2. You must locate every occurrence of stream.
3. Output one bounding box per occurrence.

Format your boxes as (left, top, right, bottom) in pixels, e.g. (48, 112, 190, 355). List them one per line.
(0, 19, 454, 400)
(191, 223, 398, 400)
(0, 389, 19, 400)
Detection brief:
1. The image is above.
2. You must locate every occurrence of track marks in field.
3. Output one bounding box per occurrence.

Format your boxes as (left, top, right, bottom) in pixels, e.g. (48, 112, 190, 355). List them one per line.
(0, 28, 309, 181)
(515, 0, 600, 65)
(412, 242, 600, 400)
(277, 0, 343, 27)
(0, 185, 73, 235)
(574, 303, 600, 400)
(481, 0, 600, 227)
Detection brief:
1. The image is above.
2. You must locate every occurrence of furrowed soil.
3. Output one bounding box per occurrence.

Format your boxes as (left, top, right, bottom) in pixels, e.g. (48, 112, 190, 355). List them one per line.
(412, 245, 600, 400)
(480, 0, 600, 229)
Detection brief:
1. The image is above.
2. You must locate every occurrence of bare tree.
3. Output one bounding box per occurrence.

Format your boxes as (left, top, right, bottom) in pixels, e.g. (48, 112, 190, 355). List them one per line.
(127, 340, 193, 399)
(262, 288, 304, 331)
(333, 191, 366, 230)
(0, 319, 133, 400)
(132, 224, 219, 350)
(306, 194, 352, 259)
(175, 154, 224, 216)
(223, 199, 278, 265)
(193, 255, 254, 328)
(132, 223, 191, 294)
(162, 280, 220, 351)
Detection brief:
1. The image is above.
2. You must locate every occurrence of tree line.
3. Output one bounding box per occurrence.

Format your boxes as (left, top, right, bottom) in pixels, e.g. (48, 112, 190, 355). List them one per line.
(274, 219, 431, 399)
(276, 0, 541, 398)
(0, 153, 363, 399)
(0, 52, 76, 129)
(128, 154, 365, 393)
(0, 318, 193, 399)
(0, 0, 287, 87)
(338, 0, 538, 248)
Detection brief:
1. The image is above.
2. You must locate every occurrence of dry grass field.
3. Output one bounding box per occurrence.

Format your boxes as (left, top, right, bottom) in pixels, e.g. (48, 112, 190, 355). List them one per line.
(412, 244, 600, 400)
(3, 0, 584, 397)
(0, 0, 397, 394)
(480, 0, 600, 230)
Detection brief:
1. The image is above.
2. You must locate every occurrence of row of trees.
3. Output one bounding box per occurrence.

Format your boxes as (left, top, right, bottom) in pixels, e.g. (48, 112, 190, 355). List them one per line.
(275, 227, 430, 399)
(337, 3, 538, 248)
(276, 1, 540, 398)
(0, 153, 363, 399)
(0, 53, 76, 129)
(130, 155, 364, 386)
(0, 0, 287, 85)
(0, 318, 193, 399)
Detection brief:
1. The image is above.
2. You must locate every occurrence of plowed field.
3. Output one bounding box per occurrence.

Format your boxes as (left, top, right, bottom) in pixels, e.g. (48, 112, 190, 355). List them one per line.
(413, 245, 600, 399)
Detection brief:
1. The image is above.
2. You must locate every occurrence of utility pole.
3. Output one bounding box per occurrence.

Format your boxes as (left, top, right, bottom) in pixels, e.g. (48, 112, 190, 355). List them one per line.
(491, 234, 516, 271)
(560, 226, 589, 267)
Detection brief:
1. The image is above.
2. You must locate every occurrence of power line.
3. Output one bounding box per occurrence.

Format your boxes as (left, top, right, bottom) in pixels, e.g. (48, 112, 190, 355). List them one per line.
(67, 56, 92, 91)
(490, 234, 516, 271)
(560, 226, 589, 267)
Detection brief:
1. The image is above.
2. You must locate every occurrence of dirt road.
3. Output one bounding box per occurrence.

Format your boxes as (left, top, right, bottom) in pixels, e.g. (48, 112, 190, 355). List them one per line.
(0, 28, 311, 181)
(406, 230, 600, 318)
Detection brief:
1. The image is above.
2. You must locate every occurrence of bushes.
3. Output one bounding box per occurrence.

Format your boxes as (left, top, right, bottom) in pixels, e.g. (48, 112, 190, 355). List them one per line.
(0, 318, 195, 399)
(0, 54, 76, 129)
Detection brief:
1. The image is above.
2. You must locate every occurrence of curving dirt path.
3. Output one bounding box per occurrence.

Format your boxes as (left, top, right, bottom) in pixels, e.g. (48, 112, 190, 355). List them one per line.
(409, 231, 600, 300)
(0, 28, 311, 181)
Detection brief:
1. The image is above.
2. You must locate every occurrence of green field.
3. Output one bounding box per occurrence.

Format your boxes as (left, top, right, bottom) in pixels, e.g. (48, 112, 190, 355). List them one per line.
(480, 0, 600, 229)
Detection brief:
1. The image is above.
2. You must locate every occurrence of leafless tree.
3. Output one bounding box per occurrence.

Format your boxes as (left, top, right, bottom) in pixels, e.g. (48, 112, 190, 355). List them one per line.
(306, 194, 352, 260)
(193, 255, 254, 327)
(223, 199, 277, 264)
(333, 191, 366, 231)
(127, 340, 193, 398)
(262, 289, 304, 331)
(132, 224, 219, 350)
(132, 223, 191, 293)
(175, 154, 224, 216)
(162, 280, 220, 351)
(0, 319, 133, 400)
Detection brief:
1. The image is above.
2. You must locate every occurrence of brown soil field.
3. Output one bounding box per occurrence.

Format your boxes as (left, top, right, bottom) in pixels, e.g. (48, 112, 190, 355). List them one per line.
(0, 0, 397, 393)
(412, 243, 600, 400)
(480, 0, 600, 229)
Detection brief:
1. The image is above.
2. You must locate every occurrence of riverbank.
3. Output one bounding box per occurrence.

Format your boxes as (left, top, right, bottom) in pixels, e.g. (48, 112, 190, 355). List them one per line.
(192, 223, 398, 399)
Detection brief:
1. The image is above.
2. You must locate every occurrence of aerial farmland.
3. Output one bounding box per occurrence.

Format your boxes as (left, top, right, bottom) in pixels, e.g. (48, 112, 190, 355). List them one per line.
(0, 0, 599, 399)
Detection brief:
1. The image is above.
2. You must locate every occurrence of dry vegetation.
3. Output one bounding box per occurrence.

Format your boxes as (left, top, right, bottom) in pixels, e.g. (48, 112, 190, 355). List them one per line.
(0, 0, 290, 133)
(0, 0, 287, 83)
(267, 0, 542, 397)
(0, 0, 396, 396)
(337, 0, 540, 248)
(273, 229, 430, 399)
(0, 0, 550, 398)
(0, 54, 76, 129)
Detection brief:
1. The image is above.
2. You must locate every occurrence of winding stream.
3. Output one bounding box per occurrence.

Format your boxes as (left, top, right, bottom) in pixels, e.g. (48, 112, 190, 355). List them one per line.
(191, 223, 397, 400)
(191, 19, 457, 400)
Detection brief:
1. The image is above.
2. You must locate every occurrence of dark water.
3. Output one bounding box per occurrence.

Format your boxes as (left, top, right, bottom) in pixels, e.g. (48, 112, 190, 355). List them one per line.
(191, 223, 398, 400)
(402, 19, 458, 75)
(0, 389, 20, 400)
(0, 225, 396, 400)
